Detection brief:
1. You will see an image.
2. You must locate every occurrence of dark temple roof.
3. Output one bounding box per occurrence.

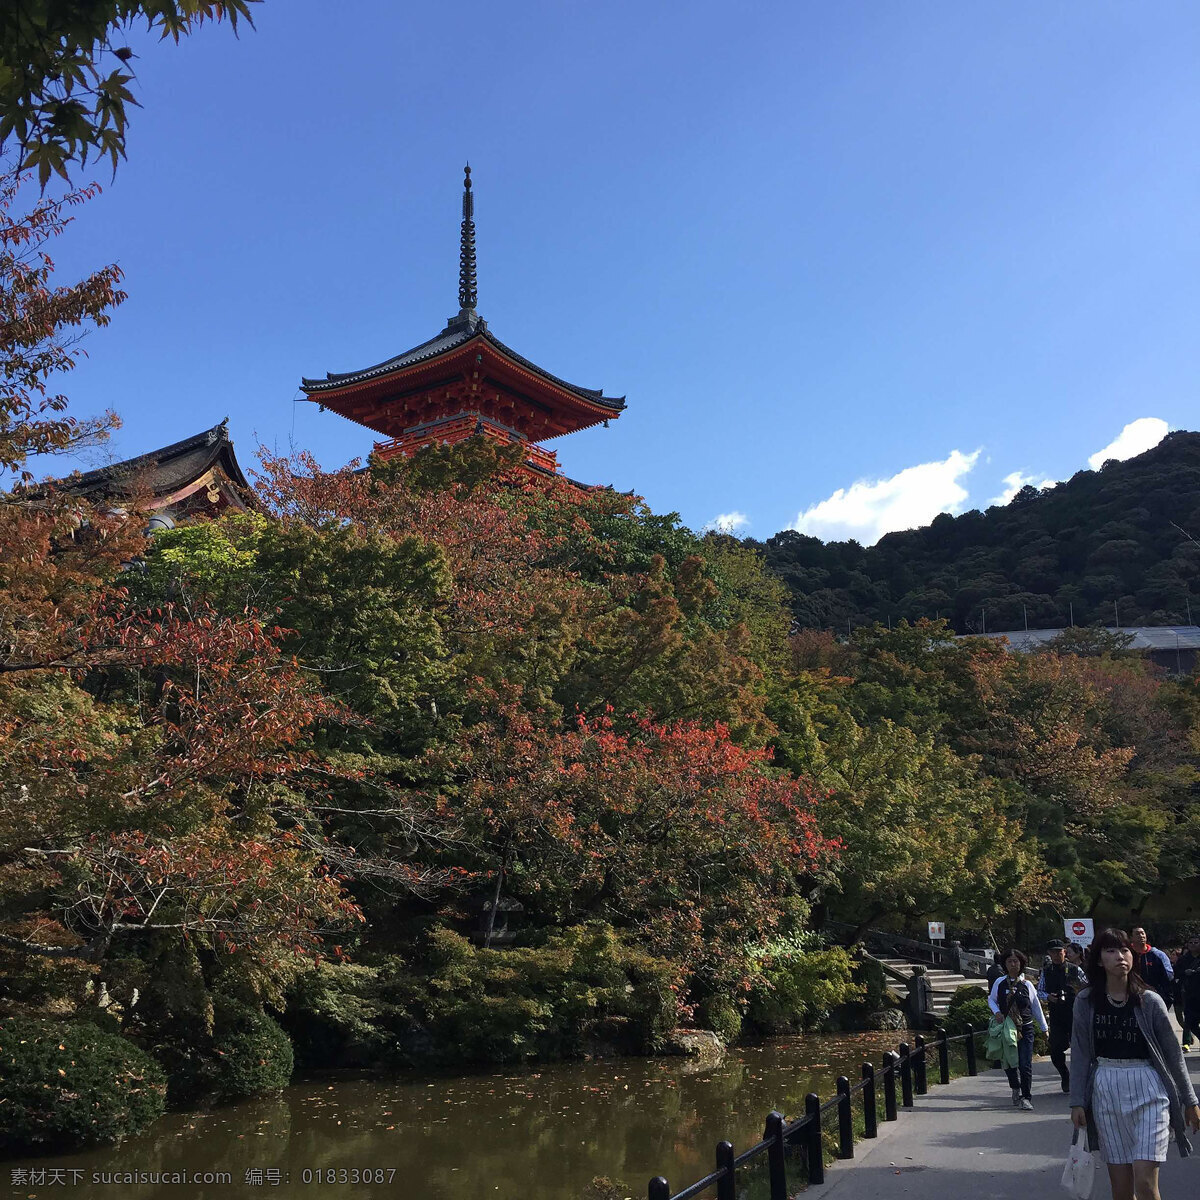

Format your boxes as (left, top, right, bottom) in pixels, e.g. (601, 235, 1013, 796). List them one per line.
(61, 421, 250, 498)
(301, 313, 625, 411)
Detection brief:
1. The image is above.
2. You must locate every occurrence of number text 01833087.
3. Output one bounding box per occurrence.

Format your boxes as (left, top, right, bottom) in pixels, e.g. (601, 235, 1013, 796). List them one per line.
(300, 1168, 398, 1185)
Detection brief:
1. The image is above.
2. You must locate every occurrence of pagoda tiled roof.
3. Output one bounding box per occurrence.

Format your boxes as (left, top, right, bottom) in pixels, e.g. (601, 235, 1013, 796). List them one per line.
(58, 421, 250, 497)
(301, 313, 625, 412)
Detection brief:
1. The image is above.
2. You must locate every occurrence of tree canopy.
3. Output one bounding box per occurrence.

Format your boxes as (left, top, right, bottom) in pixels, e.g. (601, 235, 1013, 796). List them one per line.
(758, 432, 1200, 634)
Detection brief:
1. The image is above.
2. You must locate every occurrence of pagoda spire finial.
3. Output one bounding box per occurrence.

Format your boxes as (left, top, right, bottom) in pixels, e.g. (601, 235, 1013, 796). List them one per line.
(458, 163, 477, 315)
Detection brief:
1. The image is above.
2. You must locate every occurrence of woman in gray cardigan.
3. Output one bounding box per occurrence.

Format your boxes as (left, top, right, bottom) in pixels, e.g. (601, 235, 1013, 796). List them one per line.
(1070, 927, 1200, 1200)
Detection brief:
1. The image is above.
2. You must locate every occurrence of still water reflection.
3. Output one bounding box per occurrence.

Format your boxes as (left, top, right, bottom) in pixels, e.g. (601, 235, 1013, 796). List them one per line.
(8, 1032, 902, 1199)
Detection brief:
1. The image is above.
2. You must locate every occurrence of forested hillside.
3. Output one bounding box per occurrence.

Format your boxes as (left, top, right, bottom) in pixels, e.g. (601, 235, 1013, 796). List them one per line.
(758, 430, 1200, 633)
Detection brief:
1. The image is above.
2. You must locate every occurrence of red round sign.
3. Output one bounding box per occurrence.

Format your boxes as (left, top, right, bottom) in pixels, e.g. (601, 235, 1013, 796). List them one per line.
(1072, 921, 1086, 936)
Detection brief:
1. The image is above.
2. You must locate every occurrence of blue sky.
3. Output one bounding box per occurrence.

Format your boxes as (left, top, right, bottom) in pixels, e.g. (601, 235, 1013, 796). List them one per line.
(33, 1, 1200, 543)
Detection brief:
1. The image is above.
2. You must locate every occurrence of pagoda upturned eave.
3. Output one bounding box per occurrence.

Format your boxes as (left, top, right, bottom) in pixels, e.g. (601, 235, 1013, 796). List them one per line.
(301, 321, 622, 406)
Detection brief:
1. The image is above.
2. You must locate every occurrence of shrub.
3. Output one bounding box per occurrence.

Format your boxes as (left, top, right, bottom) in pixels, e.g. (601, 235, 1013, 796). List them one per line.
(156, 997, 293, 1106)
(209, 997, 293, 1102)
(948, 983, 988, 1013)
(283, 962, 390, 1068)
(71, 1007, 122, 1035)
(378, 923, 679, 1064)
(943, 996, 992, 1037)
(745, 938, 862, 1033)
(854, 954, 887, 1011)
(696, 993, 744, 1044)
(127, 941, 214, 1106)
(0, 1016, 166, 1153)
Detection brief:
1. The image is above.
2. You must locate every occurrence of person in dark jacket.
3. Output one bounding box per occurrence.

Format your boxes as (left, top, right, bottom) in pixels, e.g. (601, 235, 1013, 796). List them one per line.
(1176, 934, 1200, 1052)
(1038, 938, 1086, 1091)
(1070, 928, 1200, 1200)
(1167, 946, 1188, 1049)
(986, 951, 1005, 989)
(1130, 925, 1174, 1001)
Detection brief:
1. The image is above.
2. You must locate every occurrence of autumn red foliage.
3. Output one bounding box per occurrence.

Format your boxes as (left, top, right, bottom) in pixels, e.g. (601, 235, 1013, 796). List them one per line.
(447, 694, 837, 997)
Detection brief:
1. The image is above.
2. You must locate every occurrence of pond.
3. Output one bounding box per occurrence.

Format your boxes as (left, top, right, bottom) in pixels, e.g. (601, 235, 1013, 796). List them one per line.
(7, 1032, 907, 1199)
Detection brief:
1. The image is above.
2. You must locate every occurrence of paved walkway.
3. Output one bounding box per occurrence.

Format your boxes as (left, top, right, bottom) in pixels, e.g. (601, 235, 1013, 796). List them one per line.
(810, 1057, 1200, 1199)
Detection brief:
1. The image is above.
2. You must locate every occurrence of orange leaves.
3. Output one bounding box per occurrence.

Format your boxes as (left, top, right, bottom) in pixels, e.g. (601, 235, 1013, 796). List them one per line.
(0, 534, 365, 977)
(446, 698, 837, 995)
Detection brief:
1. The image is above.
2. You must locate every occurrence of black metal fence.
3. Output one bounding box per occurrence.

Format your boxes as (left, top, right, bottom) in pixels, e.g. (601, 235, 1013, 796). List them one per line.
(647, 1023, 987, 1200)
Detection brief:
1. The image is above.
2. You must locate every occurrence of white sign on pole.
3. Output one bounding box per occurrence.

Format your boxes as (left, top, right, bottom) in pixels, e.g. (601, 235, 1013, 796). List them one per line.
(928, 921, 946, 942)
(1064, 918, 1094, 947)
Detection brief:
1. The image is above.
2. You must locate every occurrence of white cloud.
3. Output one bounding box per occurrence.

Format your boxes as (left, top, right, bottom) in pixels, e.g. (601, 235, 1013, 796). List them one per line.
(706, 511, 749, 534)
(988, 470, 1056, 507)
(1087, 417, 1169, 471)
(791, 449, 980, 545)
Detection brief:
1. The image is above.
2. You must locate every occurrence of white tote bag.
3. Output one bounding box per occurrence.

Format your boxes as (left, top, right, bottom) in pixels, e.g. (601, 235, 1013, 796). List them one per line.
(1060, 1128, 1097, 1199)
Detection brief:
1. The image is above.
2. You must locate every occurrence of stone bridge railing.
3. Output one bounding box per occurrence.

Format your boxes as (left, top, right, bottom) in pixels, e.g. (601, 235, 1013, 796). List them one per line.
(823, 921, 1037, 982)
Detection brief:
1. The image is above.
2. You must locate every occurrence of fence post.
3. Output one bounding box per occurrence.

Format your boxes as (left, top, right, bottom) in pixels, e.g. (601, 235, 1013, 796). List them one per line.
(805, 1093, 824, 1186)
(931, 1022, 950, 1089)
(836, 1076, 854, 1159)
(862, 1061, 877, 1138)
(914, 1033, 928, 1094)
(648, 1178, 670, 1200)
(716, 1141, 735, 1200)
(883, 1052, 898, 1121)
(765, 1111, 788, 1200)
(899, 1041, 914, 1108)
(965, 1024, 978, 1076)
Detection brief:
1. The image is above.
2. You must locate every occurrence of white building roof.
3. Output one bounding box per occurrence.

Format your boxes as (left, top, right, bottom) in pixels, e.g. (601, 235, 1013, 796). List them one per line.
(975, 626, 1200, 652)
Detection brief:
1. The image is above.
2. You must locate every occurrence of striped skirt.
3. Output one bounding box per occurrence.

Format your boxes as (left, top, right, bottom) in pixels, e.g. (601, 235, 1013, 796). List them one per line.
(1092, 1058, 1170, 1164)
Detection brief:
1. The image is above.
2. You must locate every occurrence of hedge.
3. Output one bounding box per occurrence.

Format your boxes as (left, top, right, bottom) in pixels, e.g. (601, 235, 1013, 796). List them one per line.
(0, 1016, 166, 1153)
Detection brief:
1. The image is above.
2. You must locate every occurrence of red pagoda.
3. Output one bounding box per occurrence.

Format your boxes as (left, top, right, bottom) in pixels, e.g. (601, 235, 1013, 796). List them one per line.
(300, 167, 625, 484)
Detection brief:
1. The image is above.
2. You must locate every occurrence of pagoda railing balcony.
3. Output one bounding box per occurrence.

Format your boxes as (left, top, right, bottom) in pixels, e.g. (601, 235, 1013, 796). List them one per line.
(373, 413, 559, 474)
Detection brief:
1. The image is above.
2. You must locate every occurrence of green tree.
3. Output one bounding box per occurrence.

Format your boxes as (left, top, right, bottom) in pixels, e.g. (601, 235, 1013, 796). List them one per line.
(811, 713, 1046, 933)
(758, 431, 1200, 633)
(1043, 625, 1136, 657)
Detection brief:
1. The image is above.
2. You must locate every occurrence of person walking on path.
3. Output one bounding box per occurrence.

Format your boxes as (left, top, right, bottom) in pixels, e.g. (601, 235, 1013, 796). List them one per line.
(1038, 938, 1086, 1092)
(986, 951, 1005, 989)
(988, 947, 1048, 1110)
(1167, 946, 1187, 1049)
(1175, 934, 1200, 1052)
(1131, 925, 1174, 1003)
(1070, 927, 1200, 1200)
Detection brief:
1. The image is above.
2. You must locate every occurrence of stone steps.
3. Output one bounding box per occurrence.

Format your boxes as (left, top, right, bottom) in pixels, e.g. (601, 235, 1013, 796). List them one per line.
(876, 960, 980, 984)
(873, 956, 990, 1016)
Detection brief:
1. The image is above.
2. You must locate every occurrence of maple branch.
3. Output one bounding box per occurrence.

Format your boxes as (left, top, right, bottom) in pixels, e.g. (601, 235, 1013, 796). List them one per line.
(0, 930, 105, 961)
